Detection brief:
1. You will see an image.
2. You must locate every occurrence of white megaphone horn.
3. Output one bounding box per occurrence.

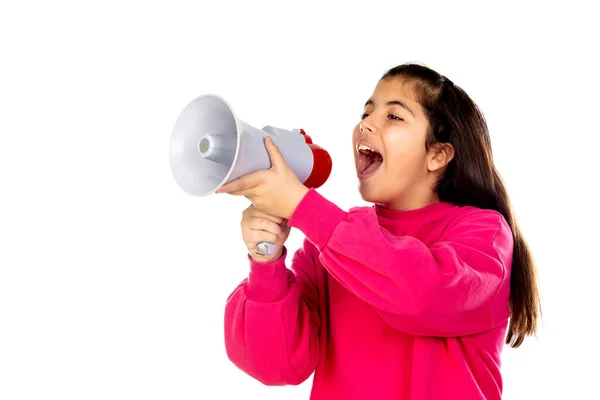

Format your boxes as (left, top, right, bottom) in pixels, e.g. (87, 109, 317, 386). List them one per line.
(169, 94, 333, 256)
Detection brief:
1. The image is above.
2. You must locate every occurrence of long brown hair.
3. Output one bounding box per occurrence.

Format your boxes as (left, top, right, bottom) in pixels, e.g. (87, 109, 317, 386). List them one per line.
(382, 62, 540, 348)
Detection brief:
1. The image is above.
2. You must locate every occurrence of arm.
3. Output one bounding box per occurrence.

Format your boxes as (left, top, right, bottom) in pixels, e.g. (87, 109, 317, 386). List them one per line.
(224, 241, 320, 386)
(287, 189, 513, 337)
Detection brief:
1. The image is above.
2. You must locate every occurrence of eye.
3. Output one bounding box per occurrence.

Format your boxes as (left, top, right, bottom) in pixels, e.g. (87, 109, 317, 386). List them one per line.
(388, 114, 404, 121)
(361, 113, 369, 120)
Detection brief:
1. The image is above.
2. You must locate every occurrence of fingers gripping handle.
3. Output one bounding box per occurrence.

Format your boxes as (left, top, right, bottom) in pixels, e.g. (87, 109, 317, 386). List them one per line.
(255, 242, 277, 256)
(254, 219, 287, 256)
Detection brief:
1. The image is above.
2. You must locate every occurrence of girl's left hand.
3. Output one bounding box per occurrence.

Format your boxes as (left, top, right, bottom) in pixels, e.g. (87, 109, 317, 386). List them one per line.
(216, 136, 309, 219)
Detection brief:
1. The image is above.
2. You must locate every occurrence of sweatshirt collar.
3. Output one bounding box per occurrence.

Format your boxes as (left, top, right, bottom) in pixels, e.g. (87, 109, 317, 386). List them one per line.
(373, 201, 454, 220)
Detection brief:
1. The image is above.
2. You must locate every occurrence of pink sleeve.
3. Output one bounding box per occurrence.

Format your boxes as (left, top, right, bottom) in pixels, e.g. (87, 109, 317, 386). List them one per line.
(223, 242, 320, 386)
(287, 188, 513, 337)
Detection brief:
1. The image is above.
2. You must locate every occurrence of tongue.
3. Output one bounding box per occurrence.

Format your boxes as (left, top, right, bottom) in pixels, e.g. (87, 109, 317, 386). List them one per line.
(358, 152, 383, 175)
(363, 160, 382, 175)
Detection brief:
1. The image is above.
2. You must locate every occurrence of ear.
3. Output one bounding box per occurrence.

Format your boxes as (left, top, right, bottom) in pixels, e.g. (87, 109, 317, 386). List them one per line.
(427, 142, 455, 172)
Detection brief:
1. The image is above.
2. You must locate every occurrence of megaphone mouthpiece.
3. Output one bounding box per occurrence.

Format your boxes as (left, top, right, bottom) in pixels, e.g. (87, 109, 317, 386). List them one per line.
(303, 143, 332, 189)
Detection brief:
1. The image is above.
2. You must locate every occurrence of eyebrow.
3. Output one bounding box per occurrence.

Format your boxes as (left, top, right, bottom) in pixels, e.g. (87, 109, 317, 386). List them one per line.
(364, 99, 415, 117)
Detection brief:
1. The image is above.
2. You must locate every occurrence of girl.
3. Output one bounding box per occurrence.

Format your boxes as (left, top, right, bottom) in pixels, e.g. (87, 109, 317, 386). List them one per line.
(216, 62, 541, 400)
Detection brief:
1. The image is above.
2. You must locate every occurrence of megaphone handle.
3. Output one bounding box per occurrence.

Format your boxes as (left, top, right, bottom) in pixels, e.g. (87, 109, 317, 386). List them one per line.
(255, 241, 277, 256)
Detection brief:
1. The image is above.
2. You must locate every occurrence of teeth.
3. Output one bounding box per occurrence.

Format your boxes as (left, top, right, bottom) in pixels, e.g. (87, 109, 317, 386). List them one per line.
(358, 144, 375, 152)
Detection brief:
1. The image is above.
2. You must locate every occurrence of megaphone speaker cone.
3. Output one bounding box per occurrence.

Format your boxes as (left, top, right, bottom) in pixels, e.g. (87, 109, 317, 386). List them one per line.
(169, 94, 240, 197)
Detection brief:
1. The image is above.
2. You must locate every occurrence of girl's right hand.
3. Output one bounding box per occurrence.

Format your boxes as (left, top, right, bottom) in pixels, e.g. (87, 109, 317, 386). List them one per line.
(241, 204, 291, 262)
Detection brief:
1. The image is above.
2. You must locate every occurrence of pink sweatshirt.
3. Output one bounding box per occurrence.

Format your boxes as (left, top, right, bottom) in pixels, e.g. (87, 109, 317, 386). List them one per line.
(224, 188, 513, 400)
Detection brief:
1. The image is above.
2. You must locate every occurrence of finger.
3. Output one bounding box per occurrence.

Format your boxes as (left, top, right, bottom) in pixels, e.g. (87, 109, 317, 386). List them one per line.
(246, 217, 285, 237)
(217, 171, 264, 194)
(224, 188, 256, 197)
(264, 136, 287, 170)
(247, 212, 285, 225)
(216, 180, 249, 194)
(244, 229, 281, 248)
(244, 207, 285, 224)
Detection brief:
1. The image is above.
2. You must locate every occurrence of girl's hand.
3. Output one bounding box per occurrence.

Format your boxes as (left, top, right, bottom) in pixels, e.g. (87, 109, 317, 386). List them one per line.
(216, 136, 309, 219)
(241, 204, 291, 262)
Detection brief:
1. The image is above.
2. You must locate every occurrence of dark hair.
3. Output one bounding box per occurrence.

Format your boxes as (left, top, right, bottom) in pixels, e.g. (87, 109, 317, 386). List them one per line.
(382, 62, 540, 348)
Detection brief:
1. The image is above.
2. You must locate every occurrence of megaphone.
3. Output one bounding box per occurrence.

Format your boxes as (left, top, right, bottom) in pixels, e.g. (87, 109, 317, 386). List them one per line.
(169, 94, 332, 255)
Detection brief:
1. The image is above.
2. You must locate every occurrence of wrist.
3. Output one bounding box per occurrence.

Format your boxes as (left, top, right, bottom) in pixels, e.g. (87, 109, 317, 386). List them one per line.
(286, 185, 310, 219)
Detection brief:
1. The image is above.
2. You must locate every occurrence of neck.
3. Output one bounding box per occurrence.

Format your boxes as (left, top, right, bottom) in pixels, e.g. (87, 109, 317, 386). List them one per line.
(377, 188, 440, 211)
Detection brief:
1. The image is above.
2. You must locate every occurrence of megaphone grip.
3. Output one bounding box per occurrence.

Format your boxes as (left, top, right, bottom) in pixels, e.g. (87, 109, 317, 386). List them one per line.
(255, 242, 277, 256)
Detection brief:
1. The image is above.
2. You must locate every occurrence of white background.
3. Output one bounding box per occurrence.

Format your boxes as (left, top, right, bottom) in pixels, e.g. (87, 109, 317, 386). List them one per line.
(1, 1, 599, 399)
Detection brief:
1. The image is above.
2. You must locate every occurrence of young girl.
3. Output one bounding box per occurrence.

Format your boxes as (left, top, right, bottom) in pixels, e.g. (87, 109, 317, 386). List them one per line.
(216, 62, 541, 400)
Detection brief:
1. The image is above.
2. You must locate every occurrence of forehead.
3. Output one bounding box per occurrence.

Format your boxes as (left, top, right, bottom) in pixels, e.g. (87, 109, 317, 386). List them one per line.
(367, 77, 423, 114)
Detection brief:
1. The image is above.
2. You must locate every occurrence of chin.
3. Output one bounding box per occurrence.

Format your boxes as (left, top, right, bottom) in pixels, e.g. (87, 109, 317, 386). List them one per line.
(357, 184, 383, 204)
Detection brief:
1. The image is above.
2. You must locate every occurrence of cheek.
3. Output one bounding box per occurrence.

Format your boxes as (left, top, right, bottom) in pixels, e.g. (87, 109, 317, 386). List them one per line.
(384, 134, 427, 174)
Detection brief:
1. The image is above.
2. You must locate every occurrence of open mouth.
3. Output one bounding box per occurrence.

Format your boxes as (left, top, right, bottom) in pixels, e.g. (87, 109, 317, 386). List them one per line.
(357, 144, 383, 178)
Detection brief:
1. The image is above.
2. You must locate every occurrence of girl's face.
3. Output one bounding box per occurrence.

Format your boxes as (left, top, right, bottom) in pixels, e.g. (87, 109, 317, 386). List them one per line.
(352, 77, 447, 210)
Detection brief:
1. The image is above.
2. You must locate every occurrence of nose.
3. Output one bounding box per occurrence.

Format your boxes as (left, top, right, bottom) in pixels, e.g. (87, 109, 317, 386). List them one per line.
(359, 119, 374, 135)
